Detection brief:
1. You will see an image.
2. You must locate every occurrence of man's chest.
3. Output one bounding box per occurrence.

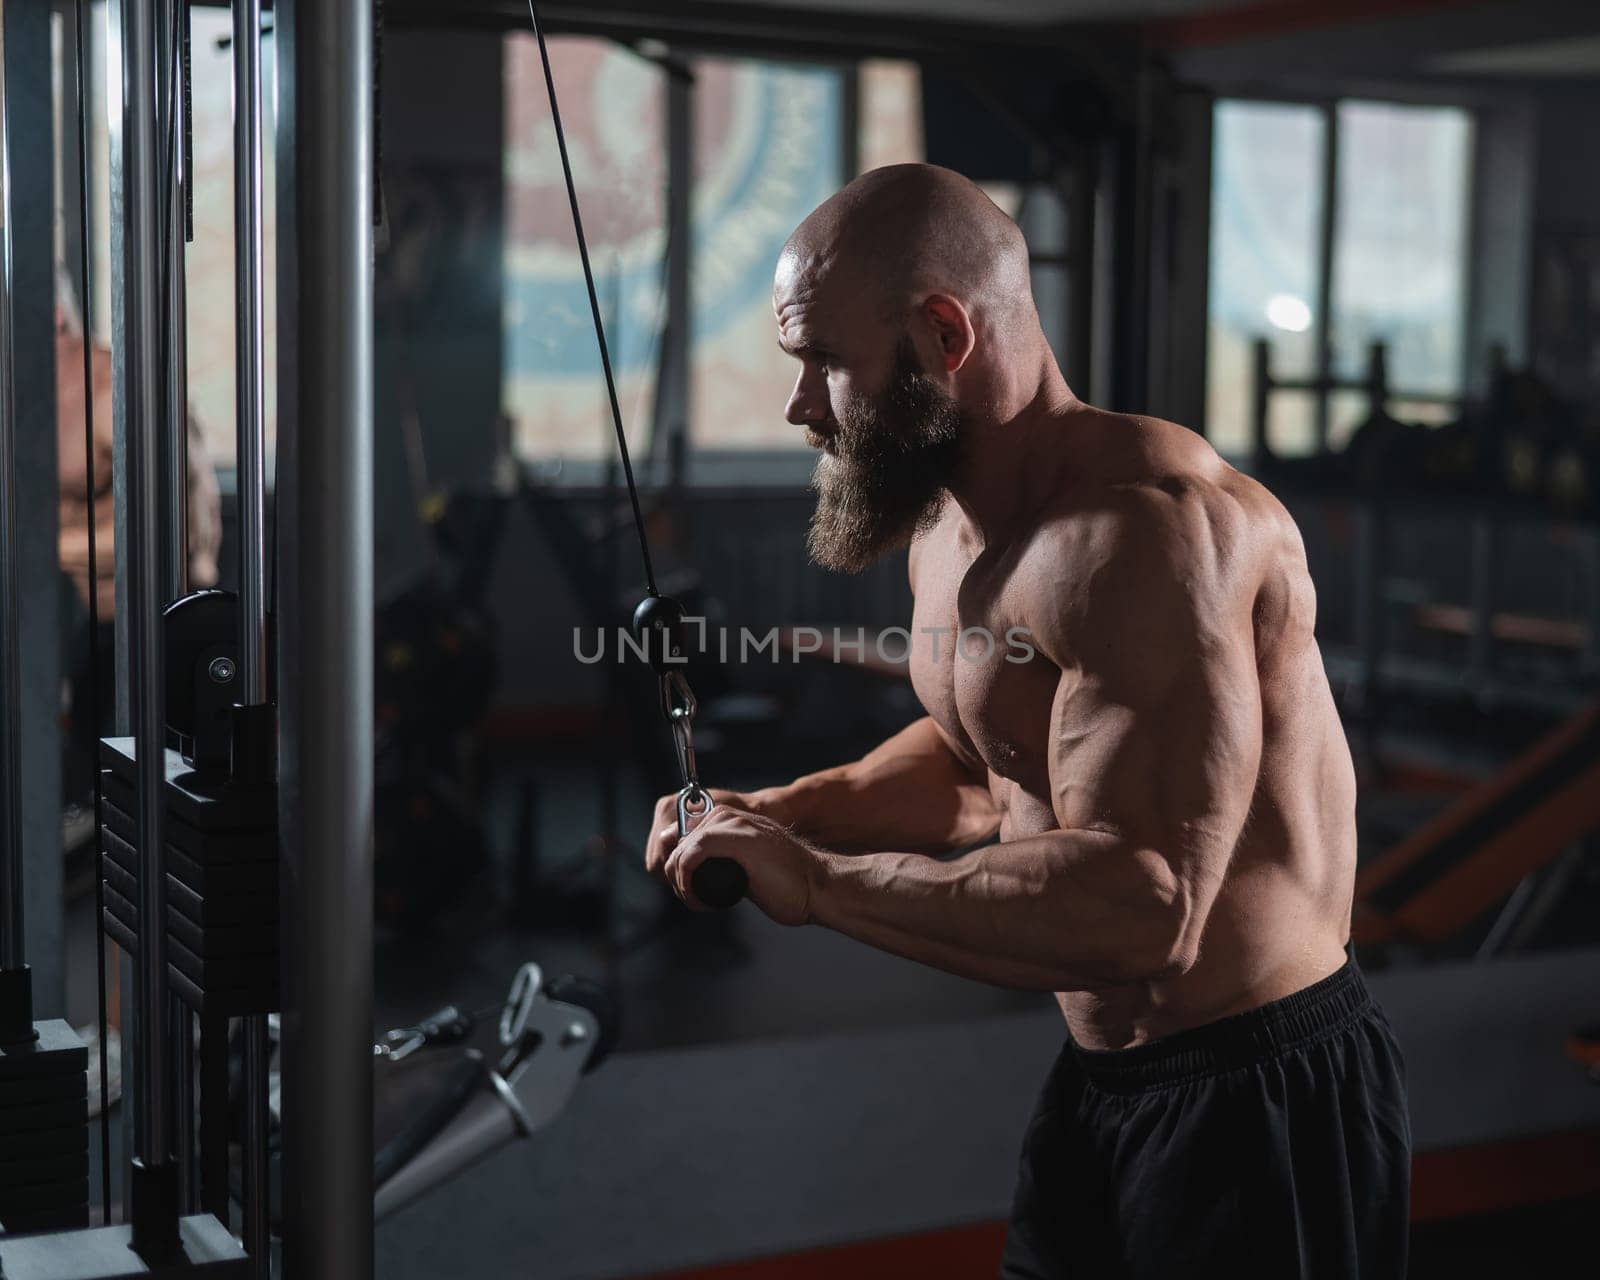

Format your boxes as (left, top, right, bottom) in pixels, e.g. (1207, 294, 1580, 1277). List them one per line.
(906, 551, 1060, 795)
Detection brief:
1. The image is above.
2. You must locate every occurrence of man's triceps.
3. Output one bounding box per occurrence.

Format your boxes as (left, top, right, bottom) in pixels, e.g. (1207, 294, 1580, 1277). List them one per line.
(1042, 612, 1263, 964)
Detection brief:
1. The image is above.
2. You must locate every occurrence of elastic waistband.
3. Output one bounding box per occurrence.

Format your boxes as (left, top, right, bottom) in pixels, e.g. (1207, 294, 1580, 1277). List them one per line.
(1069, 957, 1373, 1093)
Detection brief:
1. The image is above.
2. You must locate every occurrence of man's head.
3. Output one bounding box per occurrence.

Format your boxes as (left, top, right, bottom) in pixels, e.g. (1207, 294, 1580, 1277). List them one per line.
(773, 164, 1039, 572)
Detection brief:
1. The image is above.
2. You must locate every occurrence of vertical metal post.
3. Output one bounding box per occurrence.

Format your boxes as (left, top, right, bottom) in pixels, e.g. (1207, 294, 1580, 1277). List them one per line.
(651, 52, 691, 489)
(172, 1008, 194, 1212)
(158, 0, 195, 1218)
(1090, 136, 1116, 408)
(1064, 152, 1094, 401)
(838, 62, 860, 181)
(198, 1012, 231, 1220)
(1365, 340, 1388, 419)
(1468, 514, 1496, 701)
(3, 0, 67, 1050)
(1251, 338, 1272, 468)
(1113, 62, 1155, 415)
(119, 0, 178, 1252)
(1314, 101, 1339, 454)
(163, 0, 188, 600)
(277, 1, 375, 1275)
(235, 0, 267, 703)
(234, 0, 272, 1270)
(0, 0, 25, 978)
(243, 1013, 269, 1272)
(1355, 498, 1386, 720)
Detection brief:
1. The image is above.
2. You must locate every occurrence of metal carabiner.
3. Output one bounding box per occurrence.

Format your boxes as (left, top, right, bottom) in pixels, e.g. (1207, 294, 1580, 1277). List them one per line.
(662, 670, 701, 795)
(660, 666, 697, 723)
(676, 783, 714, 841)
(498, 961, 544, 1051)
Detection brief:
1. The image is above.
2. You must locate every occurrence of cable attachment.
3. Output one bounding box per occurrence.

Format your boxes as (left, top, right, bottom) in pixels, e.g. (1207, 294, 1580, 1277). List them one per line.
(657, 646, 714, 851)
(662, 670, 700, 791)
(635, 600, 708, 831)
(630, 594, 745, 909)
(631, 593, 686, 675)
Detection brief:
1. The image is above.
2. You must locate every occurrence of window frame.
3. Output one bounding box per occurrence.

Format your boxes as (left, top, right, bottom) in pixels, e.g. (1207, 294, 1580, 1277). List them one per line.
(1207, 86, 1480, 456)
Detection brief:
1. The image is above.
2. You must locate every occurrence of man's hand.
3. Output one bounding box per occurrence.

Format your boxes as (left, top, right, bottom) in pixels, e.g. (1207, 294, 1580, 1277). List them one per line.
(644, 788, 769, 877)
(660, 806, 823, 927)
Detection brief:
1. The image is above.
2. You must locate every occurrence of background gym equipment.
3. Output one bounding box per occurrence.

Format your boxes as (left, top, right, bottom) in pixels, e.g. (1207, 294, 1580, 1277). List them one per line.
(1, 1, 604, 1275)
(0, 0, 93, 1248)
(1354, 701, 1600, 958)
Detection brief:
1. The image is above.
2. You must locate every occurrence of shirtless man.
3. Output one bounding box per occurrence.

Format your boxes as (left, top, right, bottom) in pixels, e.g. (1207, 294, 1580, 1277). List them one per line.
(645, 164, 1410, 1278)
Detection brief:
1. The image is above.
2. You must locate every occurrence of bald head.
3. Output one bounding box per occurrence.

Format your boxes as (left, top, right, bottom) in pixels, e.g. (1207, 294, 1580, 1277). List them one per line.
(778, 164, 1035, 337)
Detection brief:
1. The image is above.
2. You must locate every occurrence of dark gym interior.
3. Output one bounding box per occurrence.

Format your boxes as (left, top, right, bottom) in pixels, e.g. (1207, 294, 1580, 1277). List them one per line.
(2, 0, 1600, 1277)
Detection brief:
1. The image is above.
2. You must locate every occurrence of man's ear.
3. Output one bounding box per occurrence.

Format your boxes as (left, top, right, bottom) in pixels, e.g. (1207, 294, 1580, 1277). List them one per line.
(920, 294, 976, 373)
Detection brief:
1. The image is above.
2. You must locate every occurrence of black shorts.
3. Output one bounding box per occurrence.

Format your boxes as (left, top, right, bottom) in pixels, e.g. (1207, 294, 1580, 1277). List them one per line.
(1000, 957, 1411, 1279)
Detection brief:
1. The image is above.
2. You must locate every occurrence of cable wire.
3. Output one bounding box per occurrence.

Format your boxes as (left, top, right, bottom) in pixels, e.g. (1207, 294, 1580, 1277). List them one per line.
(524, 0, 659, 598)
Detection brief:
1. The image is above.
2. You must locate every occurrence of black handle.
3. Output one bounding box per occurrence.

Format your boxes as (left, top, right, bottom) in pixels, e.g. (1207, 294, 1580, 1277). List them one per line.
(691, 857, 747, 911)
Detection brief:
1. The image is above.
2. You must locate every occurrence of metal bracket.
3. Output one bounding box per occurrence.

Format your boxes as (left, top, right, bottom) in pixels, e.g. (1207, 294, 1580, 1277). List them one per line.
(372, 992, 599, 1221)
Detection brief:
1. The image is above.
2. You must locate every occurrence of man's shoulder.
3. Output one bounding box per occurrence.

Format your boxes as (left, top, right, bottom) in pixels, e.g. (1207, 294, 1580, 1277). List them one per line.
(1038, 408, 1290, 569)
(1022, 414, 1299, 652)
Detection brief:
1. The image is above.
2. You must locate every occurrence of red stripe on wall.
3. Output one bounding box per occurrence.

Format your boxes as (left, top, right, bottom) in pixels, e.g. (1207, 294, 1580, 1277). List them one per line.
(643, 1222, 1008, 1280)
(1410, 1130, 1600, 1222)
(1148, 0, 1485, 51)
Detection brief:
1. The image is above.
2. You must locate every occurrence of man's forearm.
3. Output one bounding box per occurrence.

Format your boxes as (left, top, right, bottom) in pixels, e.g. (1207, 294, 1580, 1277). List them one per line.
(807, 830, 1189, 990)
(745, 717, 999, 854)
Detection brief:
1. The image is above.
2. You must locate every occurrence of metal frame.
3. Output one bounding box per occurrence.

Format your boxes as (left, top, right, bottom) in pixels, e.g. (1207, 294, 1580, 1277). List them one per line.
(3, 0, 376, 1268)
(116, 0, 177, 1205)
(0, 0, 24, 981)
(2, 0, 67, 1032)
(275, 2, 376, 1275)
(232, 1, 272, 1269)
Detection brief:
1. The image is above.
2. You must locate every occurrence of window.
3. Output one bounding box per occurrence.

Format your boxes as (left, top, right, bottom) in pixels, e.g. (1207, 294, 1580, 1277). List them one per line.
(57, 4, 278, 467)
(858, 59, 923, 173)
(1328, 101, 1473, 443)
(1206, 102, 1324, 457)
(689, 57, 845, 452)
(1205, 97, 1473, 459)
(502, 35, 666, 465)
(185, 5, 278, 466)
(501, 51, 1041, 472)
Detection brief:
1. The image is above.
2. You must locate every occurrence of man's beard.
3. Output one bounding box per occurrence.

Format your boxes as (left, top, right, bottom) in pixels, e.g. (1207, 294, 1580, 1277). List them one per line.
(805, 335, 966, 573)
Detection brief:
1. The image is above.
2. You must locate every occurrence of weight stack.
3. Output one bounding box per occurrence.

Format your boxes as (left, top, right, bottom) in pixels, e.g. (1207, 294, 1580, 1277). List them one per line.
(98, 739, 279, 1017)
(0, 1020, 90, 1234)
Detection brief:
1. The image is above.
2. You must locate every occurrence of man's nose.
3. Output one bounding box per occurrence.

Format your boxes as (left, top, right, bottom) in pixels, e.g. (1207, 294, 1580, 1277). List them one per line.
(784, 371, 827, 428)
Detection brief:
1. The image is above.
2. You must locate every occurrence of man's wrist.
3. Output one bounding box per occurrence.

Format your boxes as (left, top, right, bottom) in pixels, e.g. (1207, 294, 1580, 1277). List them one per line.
(744, 784, 805, 830)
(802, 845, 845, 928)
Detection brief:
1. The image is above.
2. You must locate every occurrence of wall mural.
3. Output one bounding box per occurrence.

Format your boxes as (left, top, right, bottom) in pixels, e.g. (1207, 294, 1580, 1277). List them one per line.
(503, 39, 842, 461)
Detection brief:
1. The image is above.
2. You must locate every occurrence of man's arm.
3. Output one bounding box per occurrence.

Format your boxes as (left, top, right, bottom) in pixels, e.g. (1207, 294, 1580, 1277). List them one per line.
(645, 715, 999, 876)
(803, 497, 1264, 989)
(747, 715, 1000, 854)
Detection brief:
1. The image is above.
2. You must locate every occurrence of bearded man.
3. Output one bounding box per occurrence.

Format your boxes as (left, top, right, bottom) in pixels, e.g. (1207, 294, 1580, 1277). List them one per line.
(645, 163, 1411, 1279)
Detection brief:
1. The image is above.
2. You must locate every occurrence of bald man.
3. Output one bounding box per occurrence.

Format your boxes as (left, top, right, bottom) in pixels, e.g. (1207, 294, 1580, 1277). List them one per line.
(645, 164, 1409, 1278)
